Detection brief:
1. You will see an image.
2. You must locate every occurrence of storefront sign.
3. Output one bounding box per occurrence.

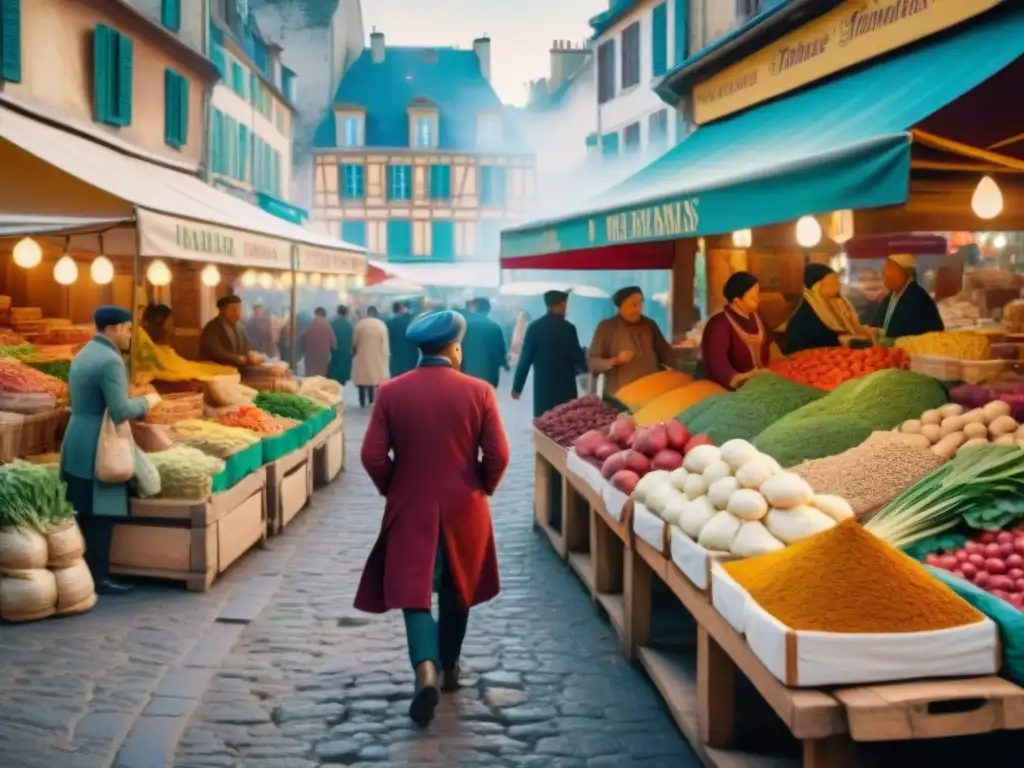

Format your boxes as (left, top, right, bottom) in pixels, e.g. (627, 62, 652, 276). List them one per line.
(297, 246, 366, 276)
(138, 209, 294, 269)
(604, 198, 701, 244)
(692, 0, 1003, 124)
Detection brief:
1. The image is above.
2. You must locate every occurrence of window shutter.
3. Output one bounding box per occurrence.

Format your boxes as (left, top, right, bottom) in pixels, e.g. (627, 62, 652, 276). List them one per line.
(652, 3, 668, 77)
(163, 69, 177, 147)
(116, 33, 133, 126)
(93, 25, 112, 123)
(238, 124, 249, 180)
(387, 220, 412, 258)
(674, 0, 689, 65)
(160, 0, 181, 32)
(480, 167, 492, 205)
(602, 132, 619, 158)
(211, 111, 221, 172)
(430, 165, 451, 200)
(341, 221, 366, 246)
(178, 74, 189, 146)
(1, 0, 22, 83)
(431, 221, 454, 261)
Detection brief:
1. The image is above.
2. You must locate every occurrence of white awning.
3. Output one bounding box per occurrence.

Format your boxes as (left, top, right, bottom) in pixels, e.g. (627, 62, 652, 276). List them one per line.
(369, 260, 500, 288)
(0, 105, 365, 275)
(499, 281, 610, 298)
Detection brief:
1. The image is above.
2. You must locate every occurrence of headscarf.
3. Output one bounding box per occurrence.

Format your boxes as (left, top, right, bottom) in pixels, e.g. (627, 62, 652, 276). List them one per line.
(612, 286, 643, 307)
(797, 264, 869, 337)
(803, 263, 834, 290)
(887, 253, 919, 284)
(722, 271, 758, 304)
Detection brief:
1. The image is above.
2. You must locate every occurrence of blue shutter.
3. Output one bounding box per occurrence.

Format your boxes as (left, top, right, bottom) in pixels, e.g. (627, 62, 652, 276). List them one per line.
(480, 167, 493, 205)
(400, 165, 411, 199)
(341, 221, 366, 246)
(674, 0, 689, 65)
(211, 42, 226, 81)
(116, 33, 133, 126)
(431, 221, 454, 261)
(652, 3, 668, 77)
(238, 124, 249, 180)
(93, 26, 113, 123)
(387, 220, 412, 259)
(429, 165, 451, 200)
(211, 111, 221, 172)
(160, 0, 181, 32)
(164, 69, 178, 147)
(1, 0, 22, 83)
(340, 164, 364, 199)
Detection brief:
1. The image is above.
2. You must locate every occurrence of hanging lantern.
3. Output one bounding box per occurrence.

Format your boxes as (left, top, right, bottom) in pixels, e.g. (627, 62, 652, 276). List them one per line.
(731, 229, 752, 248)
(146, 259, 172, 286)
(278, 271, 293, 288)
(13, 237, 42, 269)
(795, 216, 822, 248)
(257, 272, 274, 290)
(309, 272, 323, 288)
(90, 256, 114, 285)
(993, 233, 1008, 249)
(240, 269, 257, 288)
(323, 275, 338, 290)
(296, 272, 308, 286)
(972, 176, 1003, 220)
(827, 210, 854, 244)
(200, 264, 221, 287)
(54, 255, 79, 286)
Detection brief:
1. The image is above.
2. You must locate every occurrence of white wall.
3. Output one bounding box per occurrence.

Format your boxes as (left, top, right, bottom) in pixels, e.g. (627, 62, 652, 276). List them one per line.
(126, 0, 206, 53)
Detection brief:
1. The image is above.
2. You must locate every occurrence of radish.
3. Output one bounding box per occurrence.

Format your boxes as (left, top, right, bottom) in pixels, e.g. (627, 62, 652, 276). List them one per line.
(925, 553, 940, 566)
(633, 425, 668, 457)
(1010, 594, 1024, 610)
(1010, 568, 1024, 581)
(1008, 554, 1024, 569)
(684, 434, 713, 453)
(998, 531, 1014, 543)
(608, 416, 636, 446)
(955, 549, 968, 562)
(622, 450, 652, 476)
(986, 558, 1007, 574)
(651, 450, 684, 471)
(961, 562, 978, 579)
(594, 442, 619, 461)
(939, 555, 958, 570)
(574, 430, 607, 457)
(601, 451, 629, 480)
(664, 420, 689, 452)
(968, 553, 985, 567)
(975, 572, 990, 587)
(980, 532, 998, 544)
(985, 543, 1003, 557)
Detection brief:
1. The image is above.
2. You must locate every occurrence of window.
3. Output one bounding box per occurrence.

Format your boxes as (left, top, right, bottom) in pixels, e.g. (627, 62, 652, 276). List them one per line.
(210, 41, 225, 81)
(477, 115, 502, 148)
(479, 166, 507, 207)
(651, 3, 668, 77)
(621, 22, 640, 90)
(1, 0, 22, 83)
(431, 221, 454, 260)
(160, 0, 180, 32)
(585, 133, 599, 156)
(649, 110, 668, 153)
(597, 39, 615, 104)
(413, 221, 431, 257)
(282, 68, 297, 104)
(601, 132, 619, 158)
(676, 109, 688, 144)
(236, 123, 249, 181)
(623, 122, 641, 154)
(341, 117, 360, 147)
(223, 114, 237, 178)
(414, 117, 433, 149)
(211, 111, 225, 173)
(455, 222, 477, 257)
(387, 220, 412, 258)
(230, 60, 246, 98)
(675, 0, 690, 64)
(163, 69, 188, 149)
(93, 25, 133, 127)
(341, 220, 366, 246)
(387, 164, 411, 200)
(479, 220, 502, 256)
(429, 165, 451, 200)
(339, 164, 364, 199)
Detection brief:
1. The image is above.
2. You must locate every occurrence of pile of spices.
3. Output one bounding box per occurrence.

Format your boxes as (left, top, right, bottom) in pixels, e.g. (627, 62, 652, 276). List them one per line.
(791, 431, 946, 517)
(723, 520, 984, 633)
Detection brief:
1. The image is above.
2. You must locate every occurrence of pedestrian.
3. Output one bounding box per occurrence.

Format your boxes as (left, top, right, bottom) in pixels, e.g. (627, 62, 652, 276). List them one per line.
(61, 306, 162, 595)
(328, 305, 354, 386)
(460, 297, 509, 388)
(386, 301, 419, 377)
(299, 307, 337, 377)
(245, 303, 277, 358)
(352, 305, 390, 407)
(356, 310, 510, 724)
(512, 290, 586, 418)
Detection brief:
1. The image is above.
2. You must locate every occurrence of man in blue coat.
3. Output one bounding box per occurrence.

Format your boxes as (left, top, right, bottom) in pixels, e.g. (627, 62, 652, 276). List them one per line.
(460, 298, 509, 388)
(512, 290, 586, 418)
(387, 301, 419, 378)
(61, 307, 160, 594)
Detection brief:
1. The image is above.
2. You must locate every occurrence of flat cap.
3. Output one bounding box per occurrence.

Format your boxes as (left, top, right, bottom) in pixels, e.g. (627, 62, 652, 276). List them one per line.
(406, 309, 466, 353)
(93, 305, 133, 327)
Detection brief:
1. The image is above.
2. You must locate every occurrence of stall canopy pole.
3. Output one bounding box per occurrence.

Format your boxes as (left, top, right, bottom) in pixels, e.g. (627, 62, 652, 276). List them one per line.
(289, 245, 298, 372)
(131, 207, 142, 382)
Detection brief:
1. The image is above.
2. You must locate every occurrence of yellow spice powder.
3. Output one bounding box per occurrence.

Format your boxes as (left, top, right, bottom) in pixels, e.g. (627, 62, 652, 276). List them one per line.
(723, 520, 984, 633)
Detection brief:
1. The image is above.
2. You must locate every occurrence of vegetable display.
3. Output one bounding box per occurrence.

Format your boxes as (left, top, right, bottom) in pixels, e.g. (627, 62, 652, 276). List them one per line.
(148, 445, 226, 500)
(949, 379, 1024, 423)
(217, 405, 293, 435)
(22, 360, 71, 382)
(253, 391, 326, 422)
(170, 419, 262, 458)
(0, 461, 75, 532)
(895, 400, 1024, 459)
(895, 331, 990, 360)
(614, 370, 692, 411)
(133, 328, 238, 383)
(632, 381, 726, 426)
(535, 395, 619, 447)
(0, 359, 67, 398)
(923, 530, 1024, 610)
(0, 343, 37, 359)
(753, 369, 947, 467)
(769, 346, 907, 391)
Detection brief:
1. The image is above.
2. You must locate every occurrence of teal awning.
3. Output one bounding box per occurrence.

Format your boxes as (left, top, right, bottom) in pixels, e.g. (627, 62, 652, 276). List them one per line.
(501, 5, 1024, 266)
(257, 193, 308, 225)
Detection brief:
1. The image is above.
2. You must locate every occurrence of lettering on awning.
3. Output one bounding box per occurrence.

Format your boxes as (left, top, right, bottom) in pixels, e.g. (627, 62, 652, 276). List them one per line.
(605, 199, 700, 244)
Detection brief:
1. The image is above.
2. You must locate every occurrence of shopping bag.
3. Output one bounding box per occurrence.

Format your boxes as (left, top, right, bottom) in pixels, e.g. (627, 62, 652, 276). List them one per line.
(95, 411, 134, 484)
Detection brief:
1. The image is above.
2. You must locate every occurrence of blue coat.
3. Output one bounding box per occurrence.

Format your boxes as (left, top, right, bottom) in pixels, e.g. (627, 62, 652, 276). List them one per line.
(461, 314, 508, 388)
(61, 335, 150, 517)
(386, 314, 419, 377)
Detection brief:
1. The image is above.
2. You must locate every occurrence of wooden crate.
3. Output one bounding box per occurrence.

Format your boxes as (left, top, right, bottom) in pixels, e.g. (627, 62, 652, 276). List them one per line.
(266, 444, 311, 535)
(533, 429, 568, 558)
(311, 415, 345, 489)
(109, 469, 267, 592)
(145, 392, 204, 424)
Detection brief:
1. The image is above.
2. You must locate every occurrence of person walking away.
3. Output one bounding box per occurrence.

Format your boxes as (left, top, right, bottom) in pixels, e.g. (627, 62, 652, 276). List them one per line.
(352, 306, 390, 407)
(356, 310, 510, 724)
(512, 291, 586, 418)
(328, 305, 355, 386)
(62, 306, 161, 595)
(300, 307, 337, 377)
(461, 297, 509, 388)
(386, 301, 419, 377)
(245, 304, 277, 358)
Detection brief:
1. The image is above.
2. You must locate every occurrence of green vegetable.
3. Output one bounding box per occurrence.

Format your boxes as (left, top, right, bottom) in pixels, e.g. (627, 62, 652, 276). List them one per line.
(867, 445, 1024, 549)
(0, 344, 37, 360)
(149, 445, 226, 500)
(904, 531, 968, 561)
(753, 369, 947, 467)
(254, 392, 325, 422)
(0, 460, 75, 531)
(24, 360, 71, 382)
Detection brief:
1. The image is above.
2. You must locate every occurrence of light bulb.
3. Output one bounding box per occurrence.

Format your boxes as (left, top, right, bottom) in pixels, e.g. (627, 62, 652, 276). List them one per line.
(13, 237, 42, 269)
(994, 233, 1008, 249)
(795, 216, 822, 248)
(323, 275, 338, 290)
(54, 255, 79, 286)
(200, 264, 221, 287)
(90, 256, 114, 285)
(257, 272, 274, 290)
(972, 176, 1003, 220)
(146, 259, 172, 286)
(240, 269, 257, 288)
(296, 272, 308, 286)
(278, 272, 293, 288)
(309, 273, 323, 288)
(731, 229, 752, 248)
(351, 273, 366, 289)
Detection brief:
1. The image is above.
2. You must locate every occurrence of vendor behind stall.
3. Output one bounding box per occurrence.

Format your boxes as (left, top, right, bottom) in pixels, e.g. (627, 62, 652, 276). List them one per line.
(701, 271, 771, 390)
(199, 295, 263, 367)
(589, 286, 676, 396)
(141, 304, 172, 345)
(873, 253, 945, 339)
(784, 264, 875, 354)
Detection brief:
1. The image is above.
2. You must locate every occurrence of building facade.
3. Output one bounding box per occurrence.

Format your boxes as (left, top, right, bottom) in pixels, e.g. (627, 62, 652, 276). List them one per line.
(310, 31, 535, 270)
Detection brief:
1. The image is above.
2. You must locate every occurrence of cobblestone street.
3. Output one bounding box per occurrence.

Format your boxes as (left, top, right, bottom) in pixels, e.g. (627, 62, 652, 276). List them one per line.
(1, 389, 697, 768)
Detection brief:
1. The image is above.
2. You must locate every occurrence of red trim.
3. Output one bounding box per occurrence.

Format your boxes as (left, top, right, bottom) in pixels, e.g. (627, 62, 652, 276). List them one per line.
(365, 262, 391, 286)
(500, 241, 676, 271)
(844, 233, 948, 260)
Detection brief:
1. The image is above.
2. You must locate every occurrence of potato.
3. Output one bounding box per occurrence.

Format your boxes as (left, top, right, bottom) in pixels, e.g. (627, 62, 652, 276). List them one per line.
(940, 415, 967, 436)
(901, 419, 923, 434)
(920, 409, 942, 426)
(963, 408, 987, 425)
(989, 415, 1018, 437)
(920, 424, 942, 444)
(994, 434, 1016, 446)
(983, 400, 1012, 423)
(963, 422, 988, 441)
(932, 438, 960, 461)
(938, 403, 965, 419)
(1015, 425, 1024, 442)
(899, 433, 931, 449)
(958, 437, 990, 455)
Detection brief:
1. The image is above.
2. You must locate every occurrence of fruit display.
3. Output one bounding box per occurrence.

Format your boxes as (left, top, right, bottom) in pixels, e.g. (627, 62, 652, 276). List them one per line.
(949, 379, 1024, 422)
(923, 530, 1024, 610)
(133, 328, 238, 383)
(148, 445, 226, 500)
(0, 359, 67, 399)
(769, 346, 907, 391)
(895, 331, 990, 360)
(534, 395, 619, 447)
(895, 400, 1024, 459)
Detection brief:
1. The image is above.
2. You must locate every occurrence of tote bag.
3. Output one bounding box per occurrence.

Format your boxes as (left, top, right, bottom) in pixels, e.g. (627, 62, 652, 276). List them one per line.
(95, 411, 135, 484)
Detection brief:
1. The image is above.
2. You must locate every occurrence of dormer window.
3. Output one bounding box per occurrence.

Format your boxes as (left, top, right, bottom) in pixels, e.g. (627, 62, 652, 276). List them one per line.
(414, 117, 432, 148)
(335, 109, 364, 148)
(477, 114, 502, 149)
(408, 103, 439, 149)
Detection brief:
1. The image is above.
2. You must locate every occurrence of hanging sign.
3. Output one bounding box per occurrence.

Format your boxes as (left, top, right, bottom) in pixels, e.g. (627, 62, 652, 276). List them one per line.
(137, 209, 293, 269)
(296, 246, 366, 276)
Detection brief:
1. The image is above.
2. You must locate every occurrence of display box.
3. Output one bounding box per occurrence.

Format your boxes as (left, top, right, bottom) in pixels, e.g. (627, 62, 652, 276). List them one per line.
(710, 562, 750, 635)
(669, 527, 737, 593)
(632, 502, 666, 553)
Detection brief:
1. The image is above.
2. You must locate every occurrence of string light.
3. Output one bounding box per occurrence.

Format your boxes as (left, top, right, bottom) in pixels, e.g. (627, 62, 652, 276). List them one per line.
(146, 259, 172, 286)
(13, 237, 42, 269)
(795, 216, 822, 248)
(972, 176, 1003, 220)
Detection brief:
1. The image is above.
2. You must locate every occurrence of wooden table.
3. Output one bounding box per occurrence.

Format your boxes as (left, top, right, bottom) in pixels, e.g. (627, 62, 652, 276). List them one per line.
(533, 430, 568, 558)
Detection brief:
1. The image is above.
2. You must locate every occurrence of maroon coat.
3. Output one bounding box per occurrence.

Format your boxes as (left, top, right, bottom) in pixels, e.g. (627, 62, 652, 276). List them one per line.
(354, 363, 511, 613)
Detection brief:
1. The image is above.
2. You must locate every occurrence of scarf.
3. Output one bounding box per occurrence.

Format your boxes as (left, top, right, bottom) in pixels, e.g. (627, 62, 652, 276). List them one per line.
(882, 283, 911, 335)
(800, 284, 867, 337)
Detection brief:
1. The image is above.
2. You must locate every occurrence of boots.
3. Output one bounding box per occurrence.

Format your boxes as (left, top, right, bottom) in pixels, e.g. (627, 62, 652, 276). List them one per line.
(408, 660, 439, 724)
(440, 662, 461, 692)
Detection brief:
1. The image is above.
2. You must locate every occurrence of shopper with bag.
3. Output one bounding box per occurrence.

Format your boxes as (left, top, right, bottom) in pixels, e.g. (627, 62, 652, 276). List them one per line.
(61, 306, 160, 595)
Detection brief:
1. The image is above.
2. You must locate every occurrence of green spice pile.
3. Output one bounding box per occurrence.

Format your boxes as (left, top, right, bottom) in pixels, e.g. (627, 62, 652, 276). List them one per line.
(25, 360, 71, 382)
(680, 373, 824, 444)
(148, 445, 225, 500)
(0, 344, 37, 360)
(754, 369, 947, 467)
(0, 461, 75, 531)
(254, 391, 325, 422)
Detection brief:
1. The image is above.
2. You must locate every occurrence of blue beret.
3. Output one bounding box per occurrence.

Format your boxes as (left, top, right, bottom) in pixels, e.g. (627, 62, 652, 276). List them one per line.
(406, 309, 466, 352)
(94, 305, 133, 327)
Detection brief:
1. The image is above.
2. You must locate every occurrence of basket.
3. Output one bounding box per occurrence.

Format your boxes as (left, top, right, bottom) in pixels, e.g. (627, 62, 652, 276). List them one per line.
(242, 377, 299, 394)
(909, 354, 1009, 384)
(145, 392, 205, 425)
(0, 409, 65, 463)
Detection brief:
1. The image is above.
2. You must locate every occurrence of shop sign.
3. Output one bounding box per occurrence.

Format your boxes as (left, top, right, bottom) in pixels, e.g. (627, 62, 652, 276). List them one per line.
(692, 0, 1003, 125)
(605, 198, 701, 244)
(297, 246, 366, 276)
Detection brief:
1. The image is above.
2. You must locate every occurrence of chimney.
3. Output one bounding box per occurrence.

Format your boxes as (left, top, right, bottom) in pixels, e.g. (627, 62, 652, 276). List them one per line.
(549, 39, 589, 95)
(370, 29, 385, 64)
(473, 35, 491, 81)
(267, 41, 283, 88)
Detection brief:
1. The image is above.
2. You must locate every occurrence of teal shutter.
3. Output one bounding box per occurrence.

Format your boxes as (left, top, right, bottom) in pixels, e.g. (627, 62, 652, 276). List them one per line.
(93, 25, 113, 123)
(211, 42, 225, 80)
(480, 167, 493, 205)
(652, 3, 668, 76)
(238, 124, 249, 180)
(674, 0, 689, 65)
(160, 0, 181, 32)
(341, 221, 366, 246)
(429, 165, 451, 200)
(340, 164, 364, 199)
(178, 73, 189, 145)
(1, 0, 22, 83)
(431, 221, 454, 261)
(115, 33, 133, 126)
(164, 70, 177, 146)
(387, 220, 412, 258)
(602, 132, 619, 158)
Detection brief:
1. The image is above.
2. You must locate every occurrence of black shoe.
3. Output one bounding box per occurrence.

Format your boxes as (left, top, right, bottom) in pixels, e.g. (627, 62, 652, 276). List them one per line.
(409, 661, 439, 724)
(440, 663, 461, 692)
(96, 577, 134, 595)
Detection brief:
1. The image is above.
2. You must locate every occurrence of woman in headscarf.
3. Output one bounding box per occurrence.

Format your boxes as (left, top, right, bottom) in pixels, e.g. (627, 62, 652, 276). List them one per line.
(784, 264, 875, 354)
(589, 286, 676, 396)
(872, 253, 944, 339)
(701, 271, 771, 390)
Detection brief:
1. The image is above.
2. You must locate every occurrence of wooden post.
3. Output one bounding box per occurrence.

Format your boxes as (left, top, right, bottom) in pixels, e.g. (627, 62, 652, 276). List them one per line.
(534, 453, 550, 529)
(670, 238, 697, 342)
(623, 542, 651, 659)
(591, 514, 623, 596)
(698, 626, 737, 748)
(562, 485, 589, 555)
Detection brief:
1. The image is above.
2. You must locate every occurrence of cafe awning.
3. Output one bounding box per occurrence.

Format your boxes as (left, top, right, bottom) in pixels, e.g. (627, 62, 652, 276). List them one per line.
(501, 4, 1024, 269)
(0, 104, 365, 275)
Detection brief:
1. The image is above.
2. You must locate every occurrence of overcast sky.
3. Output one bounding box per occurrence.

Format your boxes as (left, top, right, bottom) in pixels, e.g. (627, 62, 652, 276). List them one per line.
(360, 0, 603, 105)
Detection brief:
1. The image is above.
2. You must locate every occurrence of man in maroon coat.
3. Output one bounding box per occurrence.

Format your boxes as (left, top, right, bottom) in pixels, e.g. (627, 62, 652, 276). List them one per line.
(356, 310, 511, 725)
